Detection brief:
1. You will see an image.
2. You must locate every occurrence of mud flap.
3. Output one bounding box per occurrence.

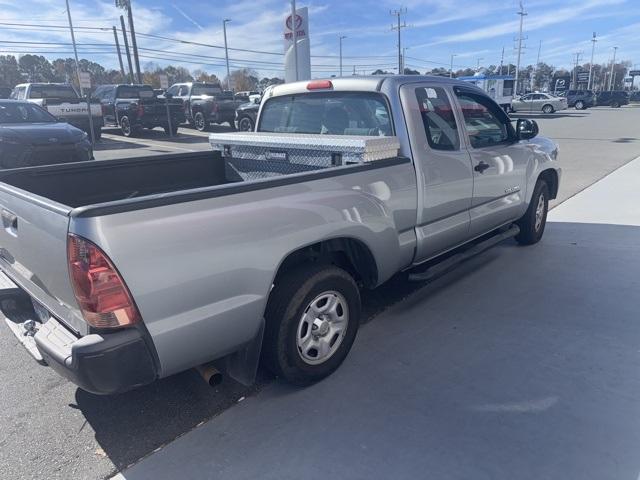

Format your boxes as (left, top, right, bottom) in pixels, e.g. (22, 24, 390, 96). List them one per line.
(223, 318, 264, 386)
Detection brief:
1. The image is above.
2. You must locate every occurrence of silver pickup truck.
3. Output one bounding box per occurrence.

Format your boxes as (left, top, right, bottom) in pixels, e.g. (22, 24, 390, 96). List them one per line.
(0, 76, 560, 394)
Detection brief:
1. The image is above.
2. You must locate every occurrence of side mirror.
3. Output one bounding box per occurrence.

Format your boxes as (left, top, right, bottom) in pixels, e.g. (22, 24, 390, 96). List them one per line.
(253, 97, 261, 104)
(516, 118, 539, 140)
(164, 92, 173, 99)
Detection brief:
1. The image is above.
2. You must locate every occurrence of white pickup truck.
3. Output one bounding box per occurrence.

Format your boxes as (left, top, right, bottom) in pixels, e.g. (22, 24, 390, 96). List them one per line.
(0, 76, 560, 394)
(10, 83, 103, 139)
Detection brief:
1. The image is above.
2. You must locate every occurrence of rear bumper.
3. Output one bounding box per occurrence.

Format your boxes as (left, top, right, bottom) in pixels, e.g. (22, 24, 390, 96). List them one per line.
(34, 319, 157, 395)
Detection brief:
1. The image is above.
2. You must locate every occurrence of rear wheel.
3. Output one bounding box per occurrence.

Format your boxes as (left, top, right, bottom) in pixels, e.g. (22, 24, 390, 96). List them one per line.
(575, 100, 584, 110)
(262, 264, 361, 385)
(611, 101, 620, 108)
(238, 116, 254, 131)
(120, 116, 134, 137)
(542, 104, 554, 114)
(194, 112, 207, 131)
(515, 179, 549, 245)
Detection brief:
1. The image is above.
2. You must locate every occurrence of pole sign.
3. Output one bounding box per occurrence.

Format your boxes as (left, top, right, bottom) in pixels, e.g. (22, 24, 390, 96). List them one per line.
(629, 70, 640, 76)
(79, 71, 91, 90)
(577, 72, 589, 83)
(284, 7, 311, 83)
(159, 74, 169, 90)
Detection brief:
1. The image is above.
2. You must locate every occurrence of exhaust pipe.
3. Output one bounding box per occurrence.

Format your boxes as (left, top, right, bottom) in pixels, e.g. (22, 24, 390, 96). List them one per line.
(196, 364, 223, 387)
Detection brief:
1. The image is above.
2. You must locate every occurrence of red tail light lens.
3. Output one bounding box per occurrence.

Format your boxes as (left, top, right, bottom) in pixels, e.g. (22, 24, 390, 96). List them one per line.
(137, 103, 145, 117)
(67, 234, 141, 329)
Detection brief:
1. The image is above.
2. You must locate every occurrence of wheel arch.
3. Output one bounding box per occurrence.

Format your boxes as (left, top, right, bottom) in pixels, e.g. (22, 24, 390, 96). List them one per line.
(538, 168, 559, 200)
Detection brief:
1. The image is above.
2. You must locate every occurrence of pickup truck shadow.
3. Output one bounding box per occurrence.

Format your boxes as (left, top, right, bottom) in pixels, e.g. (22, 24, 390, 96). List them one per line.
(71, 235, 504, 471)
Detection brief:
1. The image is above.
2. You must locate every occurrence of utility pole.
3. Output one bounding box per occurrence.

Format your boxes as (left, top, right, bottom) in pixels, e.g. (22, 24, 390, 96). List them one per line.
(339, 35, 347, 77)
(291, 0, 298, 81)
(390, 8, 408, 75)
(572, 51, 582, 89)
(116, 0, 141, 83)
(533, 40, 541, 90)
(450, 53, 457, 78)
(119, 16, 135, 84)
(223, 19, 231, 90)
(499, 46, 504, 75)
(515, 0, 527, 94)
(113, 26, 125, 79)
(402, 47, 409, 74)
(608, 46, 618, 90)
(587, 32, 597, 90)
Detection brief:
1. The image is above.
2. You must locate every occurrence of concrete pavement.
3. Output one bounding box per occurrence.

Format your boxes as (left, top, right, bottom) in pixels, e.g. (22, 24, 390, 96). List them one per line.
(113, 161, 640, 479)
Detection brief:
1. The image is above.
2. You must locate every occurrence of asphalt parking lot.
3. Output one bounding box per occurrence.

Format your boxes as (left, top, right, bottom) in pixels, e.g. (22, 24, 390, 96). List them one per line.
(1, 105, 639, 480)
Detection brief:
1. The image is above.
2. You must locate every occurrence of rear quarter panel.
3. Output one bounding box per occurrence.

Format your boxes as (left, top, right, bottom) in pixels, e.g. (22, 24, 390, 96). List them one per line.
(70, 163, 418, 377)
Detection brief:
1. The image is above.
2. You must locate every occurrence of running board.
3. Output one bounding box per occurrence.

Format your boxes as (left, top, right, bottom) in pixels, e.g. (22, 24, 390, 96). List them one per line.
(408, 225, 520, 283)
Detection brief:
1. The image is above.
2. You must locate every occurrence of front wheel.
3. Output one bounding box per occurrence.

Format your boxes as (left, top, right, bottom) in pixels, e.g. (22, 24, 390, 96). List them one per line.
(575, 100, 584, 110)
(262, 264, 361, 385)
(119, 116, 134, 137)
(193, 112, 207, 131)
(542, 104, 554, 114)
(515, 179, 549, 245)
(238, 116, 254, 131)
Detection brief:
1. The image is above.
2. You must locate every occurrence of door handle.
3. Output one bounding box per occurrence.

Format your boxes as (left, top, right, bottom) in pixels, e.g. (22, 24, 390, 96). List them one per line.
(1, 209, 18, 236)
(474, 161, 491, 173)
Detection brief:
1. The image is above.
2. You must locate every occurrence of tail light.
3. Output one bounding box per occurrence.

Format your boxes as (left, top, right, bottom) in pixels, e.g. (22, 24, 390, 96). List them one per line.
(67, 234, 141, 329)
(137, 103, 145, 117)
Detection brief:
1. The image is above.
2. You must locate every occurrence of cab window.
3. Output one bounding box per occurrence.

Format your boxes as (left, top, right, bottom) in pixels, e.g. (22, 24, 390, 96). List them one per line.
(415, 87, 459, 151)
(454, 89, 512, 148)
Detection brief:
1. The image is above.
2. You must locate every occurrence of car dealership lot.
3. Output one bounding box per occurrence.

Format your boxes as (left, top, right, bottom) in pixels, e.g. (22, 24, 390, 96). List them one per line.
(1, 105, 639, 480)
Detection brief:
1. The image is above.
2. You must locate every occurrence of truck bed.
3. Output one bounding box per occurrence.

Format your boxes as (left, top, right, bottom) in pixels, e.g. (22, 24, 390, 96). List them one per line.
(0, 152, 235, 208)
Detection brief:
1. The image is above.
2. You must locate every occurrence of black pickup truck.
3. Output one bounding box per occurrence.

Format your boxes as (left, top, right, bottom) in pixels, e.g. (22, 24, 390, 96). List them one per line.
(166, 82, 237, 131)
(91, 84, 184, 137)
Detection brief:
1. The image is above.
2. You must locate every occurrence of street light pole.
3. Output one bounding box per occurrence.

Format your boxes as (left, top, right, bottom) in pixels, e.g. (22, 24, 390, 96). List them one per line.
(588, 32, 597, 90)
(222, 19, 231, 90)
(339, 35, 347, 77)
(515, 0, 527, 94)
(450, 54, 457, 78)
(608, 46, 618, 91)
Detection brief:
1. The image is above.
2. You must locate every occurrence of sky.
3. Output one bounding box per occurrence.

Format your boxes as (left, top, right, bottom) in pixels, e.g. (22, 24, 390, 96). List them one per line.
(1, 0, 639, 79)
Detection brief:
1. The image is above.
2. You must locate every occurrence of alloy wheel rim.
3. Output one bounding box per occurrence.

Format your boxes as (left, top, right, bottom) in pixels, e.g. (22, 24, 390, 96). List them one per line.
(296, 291, 349, 365)
(535, 193, 545, 231)
(195, 114, 204, 130)
(122, 118, 130, 135)
(239, 118, 252, 131)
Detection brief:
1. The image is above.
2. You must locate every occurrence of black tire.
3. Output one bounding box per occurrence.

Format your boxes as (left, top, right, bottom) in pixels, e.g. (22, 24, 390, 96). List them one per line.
(611, 101, 620, 108)
(193, 111, 207, 131)
(262, 263, 361, 385)
(542, 104, 554, 114)
(515, 179, 549, 245)
(238, 116, 254, 131)
(575, 100, 584, 110)
(120, 116, 134, 137)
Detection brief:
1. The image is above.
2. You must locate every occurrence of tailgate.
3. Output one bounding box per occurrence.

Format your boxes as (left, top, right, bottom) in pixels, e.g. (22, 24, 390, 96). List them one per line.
(0, 185, 86, 335)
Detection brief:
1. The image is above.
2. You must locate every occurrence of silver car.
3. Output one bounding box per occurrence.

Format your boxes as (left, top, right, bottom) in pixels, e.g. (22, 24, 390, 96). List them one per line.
(511, 92, 568, 113)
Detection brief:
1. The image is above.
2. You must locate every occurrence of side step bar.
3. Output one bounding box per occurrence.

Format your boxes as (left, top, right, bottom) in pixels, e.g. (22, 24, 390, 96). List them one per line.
(408, 224, 520, 283)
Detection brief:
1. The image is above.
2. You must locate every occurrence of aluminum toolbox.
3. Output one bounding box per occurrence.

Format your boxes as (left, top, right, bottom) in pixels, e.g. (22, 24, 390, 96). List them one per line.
(209, 132, 401, 181)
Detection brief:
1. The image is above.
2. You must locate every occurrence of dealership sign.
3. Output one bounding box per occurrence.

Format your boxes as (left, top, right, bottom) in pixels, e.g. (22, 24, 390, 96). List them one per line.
(283, 7, 311, 83)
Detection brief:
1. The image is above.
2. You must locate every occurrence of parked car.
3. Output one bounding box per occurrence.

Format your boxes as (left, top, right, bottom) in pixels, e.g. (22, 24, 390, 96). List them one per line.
(0, 100, 92, 168)
(511, 92, 568, 113)
(630, 91, 640, 102)
(0, 87, 12, 99)
(166, 82, 236, 131)
(0, 76, 560, 394)
(91, 84, 184, 137)
(234, 90, 260, 103)
(235, 98, 260, 131)
(11, 83, 103, 139)
(596, 90, 630, 108)
(565, 89, 596, 110)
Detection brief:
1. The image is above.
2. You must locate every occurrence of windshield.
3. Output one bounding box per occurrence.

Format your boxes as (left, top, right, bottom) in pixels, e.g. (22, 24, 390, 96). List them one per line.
(258, 92, 392, 136)
(29, 85, 78, 99)
(0, 102, 57, 123)
(118, 86, 155, 99)
(192, 85, 222, 96)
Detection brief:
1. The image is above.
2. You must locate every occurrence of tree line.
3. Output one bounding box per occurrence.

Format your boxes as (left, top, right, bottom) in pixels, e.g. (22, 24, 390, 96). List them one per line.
(0, 54, 284, 92)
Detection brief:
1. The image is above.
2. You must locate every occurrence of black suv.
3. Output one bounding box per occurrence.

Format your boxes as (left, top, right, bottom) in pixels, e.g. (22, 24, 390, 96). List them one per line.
(596, 90, 629, 108)
(565, 90, 596, 110)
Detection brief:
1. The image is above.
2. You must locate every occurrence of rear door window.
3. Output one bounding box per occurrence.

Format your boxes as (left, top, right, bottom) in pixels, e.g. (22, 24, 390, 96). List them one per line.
(258, 92, 392, 136)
